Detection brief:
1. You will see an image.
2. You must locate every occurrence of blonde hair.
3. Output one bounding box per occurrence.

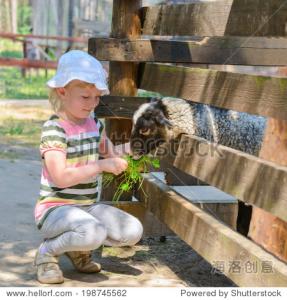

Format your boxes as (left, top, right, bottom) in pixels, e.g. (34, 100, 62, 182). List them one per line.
(48, 88, 61, 113)
(48, 80, 97, 113)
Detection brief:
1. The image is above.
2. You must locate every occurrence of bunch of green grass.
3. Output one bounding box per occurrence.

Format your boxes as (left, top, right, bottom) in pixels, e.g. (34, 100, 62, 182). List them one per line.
(102, 155, 160, 202)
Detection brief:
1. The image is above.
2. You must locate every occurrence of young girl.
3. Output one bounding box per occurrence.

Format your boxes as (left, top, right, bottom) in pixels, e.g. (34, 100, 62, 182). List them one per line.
(34, 50, 143, 284)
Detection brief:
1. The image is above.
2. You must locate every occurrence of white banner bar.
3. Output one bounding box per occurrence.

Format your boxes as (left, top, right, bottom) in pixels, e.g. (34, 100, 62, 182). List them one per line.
(0, 287, 286, 300)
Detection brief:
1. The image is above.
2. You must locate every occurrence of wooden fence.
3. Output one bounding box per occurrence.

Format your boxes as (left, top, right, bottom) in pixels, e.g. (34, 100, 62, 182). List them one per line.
(89, 0, 287, 287)
(0, 32, 89, 69)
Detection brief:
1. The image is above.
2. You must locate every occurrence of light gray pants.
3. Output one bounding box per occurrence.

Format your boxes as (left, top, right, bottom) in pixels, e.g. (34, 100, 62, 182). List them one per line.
(39, 203, 143, 256)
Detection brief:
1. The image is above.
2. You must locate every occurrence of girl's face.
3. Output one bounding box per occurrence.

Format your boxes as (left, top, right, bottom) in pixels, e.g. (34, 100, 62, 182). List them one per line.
(56, 80, 102, 124)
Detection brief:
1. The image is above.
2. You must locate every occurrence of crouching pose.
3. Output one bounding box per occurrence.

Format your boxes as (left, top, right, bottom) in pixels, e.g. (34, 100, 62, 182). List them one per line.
(34, 50, 143, 284)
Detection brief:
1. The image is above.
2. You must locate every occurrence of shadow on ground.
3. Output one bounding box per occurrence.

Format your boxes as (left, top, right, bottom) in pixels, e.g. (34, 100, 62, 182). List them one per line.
(0, 158, 235, 287)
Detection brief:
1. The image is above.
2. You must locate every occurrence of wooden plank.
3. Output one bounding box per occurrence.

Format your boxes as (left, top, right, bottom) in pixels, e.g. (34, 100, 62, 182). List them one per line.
(140, 63, 287, 121)
(173, 134, 287, 222)
(136, 173, 287, 287)
(0, 31, 87, 43)
(249, 119, 287, 262)
(259, 119, 287, 165)
(156, 138, 207, 186)
(97, 96, 150, 118)
(249, 207, 287, 263)
(0, 57, 57, 69)
(161, 158, 204, 186)
(89, 37, 287, 65)
(141, 0, 287, 37)
(93, 63, 287, 122)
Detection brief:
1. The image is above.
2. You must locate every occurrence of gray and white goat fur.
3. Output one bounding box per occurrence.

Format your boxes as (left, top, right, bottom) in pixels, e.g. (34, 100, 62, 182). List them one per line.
(130, 97, 266, 157)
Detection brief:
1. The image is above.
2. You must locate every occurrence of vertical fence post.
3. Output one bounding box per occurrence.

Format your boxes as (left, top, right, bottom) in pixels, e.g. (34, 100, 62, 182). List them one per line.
(249, 118, 287, 262)
(96, 0, 172, 238)
(101, 0, 142, 202)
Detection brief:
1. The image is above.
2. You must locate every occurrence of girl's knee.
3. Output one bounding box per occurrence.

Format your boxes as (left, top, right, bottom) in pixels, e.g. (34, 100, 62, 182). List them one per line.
(124, 218, 143, 246)
(77, 221, 107, 249)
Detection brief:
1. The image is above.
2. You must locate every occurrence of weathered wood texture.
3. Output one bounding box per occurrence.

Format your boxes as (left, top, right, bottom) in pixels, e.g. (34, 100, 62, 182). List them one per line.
(173, 134, 287, 222)
(94, 66, 287, 121)
(195, 202, 238, 230)
(97, 96, 149, 118)
(249, 206, 287, 263)
(259, 118, 287, 165)
(140, 63, 287, 120)
(249, 119, 287, 262)
(97, 0, 142, 202)
(141, 0, 287, 37)
(155, 139, 208, 186)
(136, 174, 287, 287)
(94, 0, 173, 238)
(102, 66, 135, 202)
(111, 0, 142, 39)
(90, 37, 287, 66)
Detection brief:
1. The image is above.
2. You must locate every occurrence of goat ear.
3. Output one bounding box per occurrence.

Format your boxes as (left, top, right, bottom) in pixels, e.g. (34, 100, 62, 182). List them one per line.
(156, 114, 172, 128)
(162, 118, 173, 128)
(150, 97, 161, 103)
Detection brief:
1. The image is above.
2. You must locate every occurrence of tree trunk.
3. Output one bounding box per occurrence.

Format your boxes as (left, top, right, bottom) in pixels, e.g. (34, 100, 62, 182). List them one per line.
(11, 0, 17, 33)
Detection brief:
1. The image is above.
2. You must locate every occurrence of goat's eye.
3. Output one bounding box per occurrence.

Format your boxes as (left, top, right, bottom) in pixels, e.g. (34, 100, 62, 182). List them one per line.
(139, 128, 151, 135)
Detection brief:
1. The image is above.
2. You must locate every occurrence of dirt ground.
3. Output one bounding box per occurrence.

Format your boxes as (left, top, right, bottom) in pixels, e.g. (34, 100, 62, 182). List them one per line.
(0, 100, 236, 287)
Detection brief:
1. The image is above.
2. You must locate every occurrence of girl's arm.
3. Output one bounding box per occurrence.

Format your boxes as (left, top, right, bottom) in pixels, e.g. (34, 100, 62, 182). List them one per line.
(98, 129, 131, 158)
(44, 150, 127, 188)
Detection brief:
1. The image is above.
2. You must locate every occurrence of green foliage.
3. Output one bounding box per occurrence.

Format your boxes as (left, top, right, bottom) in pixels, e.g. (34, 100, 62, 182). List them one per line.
(0, 68, 55, 99)
(0, 117, 41, 152)
(6, 122, 24, 135)
(0, 117, 42, 148)
(0, 118, 39, 136)
(0, 50, 23, 58)
(0, 38, 55, 99)
(102, 155, 160, 202)
(18, 2, 32, 34)
(137, 89, 163, 98)
(0, 39, 23, 58)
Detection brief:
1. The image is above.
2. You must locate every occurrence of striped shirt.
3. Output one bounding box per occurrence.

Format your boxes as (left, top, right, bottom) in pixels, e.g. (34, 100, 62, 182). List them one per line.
(34, 114, 104, 229)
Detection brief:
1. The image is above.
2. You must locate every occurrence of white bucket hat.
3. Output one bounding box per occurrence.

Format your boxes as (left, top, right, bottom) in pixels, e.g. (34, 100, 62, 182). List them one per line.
(47, 50, 110, 95)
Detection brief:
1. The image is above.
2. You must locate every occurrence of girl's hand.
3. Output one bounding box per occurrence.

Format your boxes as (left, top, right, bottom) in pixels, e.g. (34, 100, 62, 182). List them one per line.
(99, 157, 128, 175)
